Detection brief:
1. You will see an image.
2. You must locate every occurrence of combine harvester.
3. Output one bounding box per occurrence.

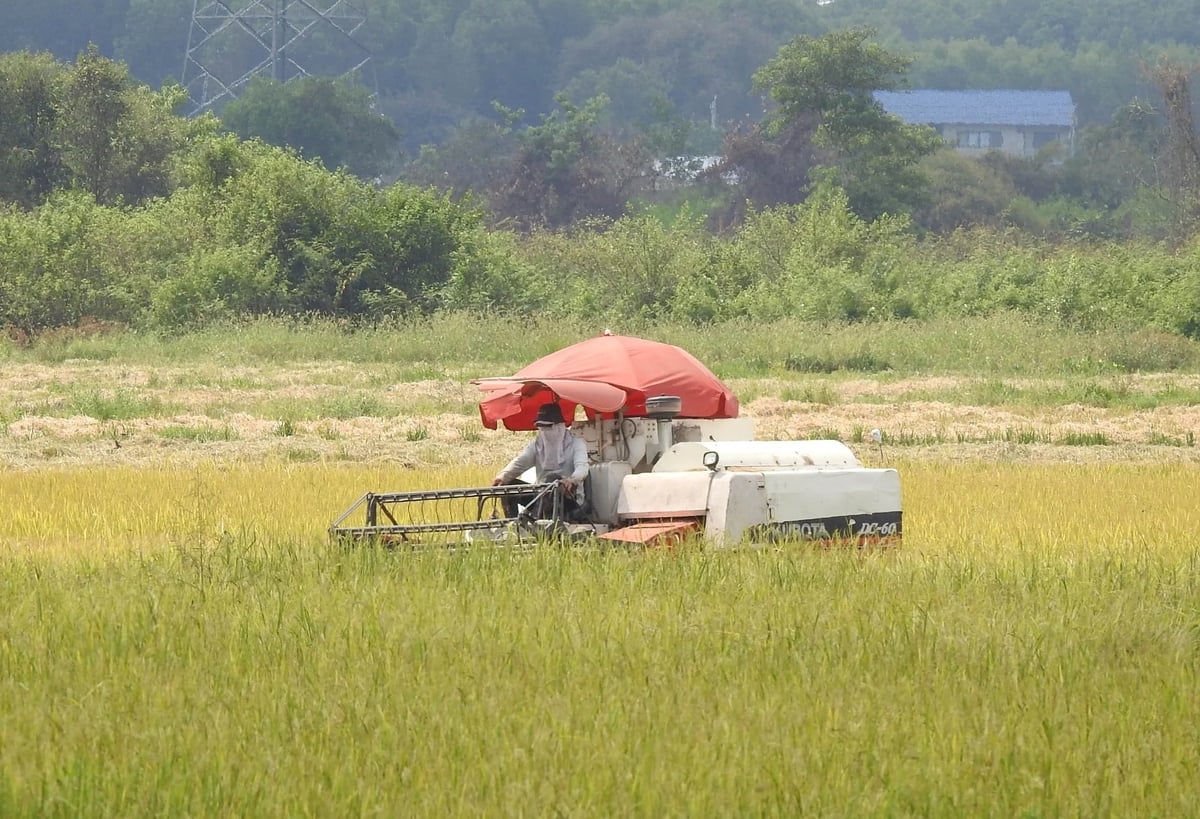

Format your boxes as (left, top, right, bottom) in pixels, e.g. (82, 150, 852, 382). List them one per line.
(330, 334, 901, 547)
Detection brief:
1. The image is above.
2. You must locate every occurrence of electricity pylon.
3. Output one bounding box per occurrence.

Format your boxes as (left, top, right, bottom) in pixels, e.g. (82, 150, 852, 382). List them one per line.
(182, 0, 372, 115)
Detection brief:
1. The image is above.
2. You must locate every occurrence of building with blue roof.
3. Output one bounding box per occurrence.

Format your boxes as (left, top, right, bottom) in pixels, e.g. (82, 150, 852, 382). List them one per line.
(875, 90, 1076, 160)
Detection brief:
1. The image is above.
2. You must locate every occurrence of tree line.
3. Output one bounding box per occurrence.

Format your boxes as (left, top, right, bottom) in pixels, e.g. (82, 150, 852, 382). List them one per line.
(4, 0, 1199, 140)
(2, 38, 1199, 342)
(6, 0, 1200, 240)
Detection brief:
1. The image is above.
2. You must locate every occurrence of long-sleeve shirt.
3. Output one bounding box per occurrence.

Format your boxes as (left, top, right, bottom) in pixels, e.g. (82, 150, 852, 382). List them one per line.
(495, 433, 590, 501)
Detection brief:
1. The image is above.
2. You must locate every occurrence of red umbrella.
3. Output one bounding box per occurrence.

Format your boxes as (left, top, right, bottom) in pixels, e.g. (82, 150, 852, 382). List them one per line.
(474, 334, 739, 430)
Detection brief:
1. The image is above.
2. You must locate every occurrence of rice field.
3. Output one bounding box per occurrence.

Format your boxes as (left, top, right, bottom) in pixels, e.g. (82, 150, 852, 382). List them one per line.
(1, 459, 1198, 817)
(2, 319, 1199, 816)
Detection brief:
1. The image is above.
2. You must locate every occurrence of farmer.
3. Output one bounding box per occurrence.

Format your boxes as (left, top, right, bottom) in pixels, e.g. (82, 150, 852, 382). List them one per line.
(492, 402, 589, 520)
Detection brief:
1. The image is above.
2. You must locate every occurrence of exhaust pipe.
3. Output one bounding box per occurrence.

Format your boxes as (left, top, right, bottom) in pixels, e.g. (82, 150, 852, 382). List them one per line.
(646, 395, 681, 465)
(656, 419, 674, 458)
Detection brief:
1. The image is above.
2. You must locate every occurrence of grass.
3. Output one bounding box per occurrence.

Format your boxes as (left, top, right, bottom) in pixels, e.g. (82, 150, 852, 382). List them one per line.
(769, 424, 1195, 450)
(226, 390, 466, 424)
(0, 313, 578, 372)
(64, 389, 175, 421)
(1148, 430, 1196, 447)
(1, 461, 1198, 816)
(778, 383, 838, 405)
(157, 424, 239, 443)
(1059, 430, 1111, 446)
(3, 313, 1199, 378)
(1002, 426, 1053, 445)
(664, 314, 1200, 378)
(868, 376, 1200, 411)
(1, 320, 1199, 814)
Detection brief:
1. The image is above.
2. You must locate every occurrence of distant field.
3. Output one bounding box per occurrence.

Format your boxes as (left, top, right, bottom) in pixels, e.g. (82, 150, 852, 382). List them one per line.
(1, 317, 1199, 816)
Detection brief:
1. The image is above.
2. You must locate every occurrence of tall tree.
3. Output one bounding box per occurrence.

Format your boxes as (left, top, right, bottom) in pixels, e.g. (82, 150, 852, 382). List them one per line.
(492, 93, 649, 231)
(0, 51, 65, 207)
(60, 48, 188, 205)
(711, 115, 821, 227)
(4, 48, 187, 208)
(735, 28, 940, 221)
(57, 46, 131, 203)
(220, 76, 401, 178)
(912, 148, 1018, 233)
(1150, 60, 1200, 239)
(1060, 99, 1163, 212)
(556, 9, 777, 127)
(403, 103, 520, 197)
(452, 0, 555, 118)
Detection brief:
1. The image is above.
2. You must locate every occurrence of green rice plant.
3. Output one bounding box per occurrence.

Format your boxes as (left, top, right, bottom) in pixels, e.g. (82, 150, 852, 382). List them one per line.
(1058, 431, 1111, 446)
(882, 375, 1200, 412)
(157, 424, 239, 442)
(65, 388, 173, 421)
(1147, 430, 1188, 447)
(1001, 426, 1053, 445)
(274, 417, 296, 437)
(405, 425, 430, 442)
(1142, 381, 1200, 407)
(885, 429, 945, 446)
(1029, 378, 1157, 410)
(728, 382, 764, 404)
(20, 328, 141, 364)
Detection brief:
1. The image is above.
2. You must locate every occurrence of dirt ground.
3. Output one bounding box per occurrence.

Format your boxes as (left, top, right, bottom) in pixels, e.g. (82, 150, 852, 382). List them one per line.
(2, 364, 1199, 470)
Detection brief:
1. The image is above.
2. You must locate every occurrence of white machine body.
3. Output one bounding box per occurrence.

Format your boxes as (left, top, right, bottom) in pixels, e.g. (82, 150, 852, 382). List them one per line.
(570, 416, 902, 546)
(573, 416, 755, 472)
